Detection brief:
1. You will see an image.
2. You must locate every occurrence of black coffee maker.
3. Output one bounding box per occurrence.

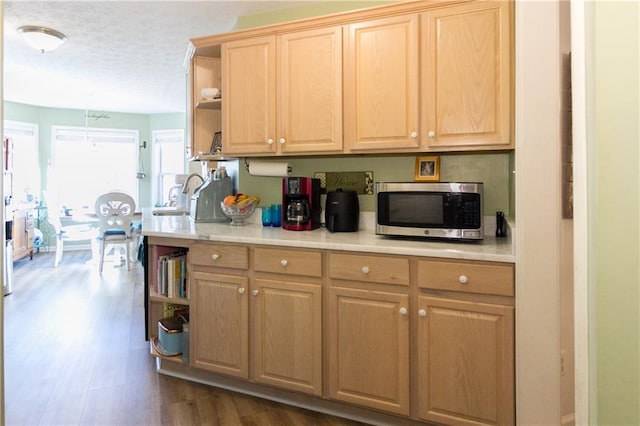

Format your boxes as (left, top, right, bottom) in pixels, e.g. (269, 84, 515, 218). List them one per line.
(282, 177, 321, 231)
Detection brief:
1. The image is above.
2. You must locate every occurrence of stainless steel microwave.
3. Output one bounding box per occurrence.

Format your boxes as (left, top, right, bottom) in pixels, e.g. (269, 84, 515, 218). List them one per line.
(375, 182, 483, 241)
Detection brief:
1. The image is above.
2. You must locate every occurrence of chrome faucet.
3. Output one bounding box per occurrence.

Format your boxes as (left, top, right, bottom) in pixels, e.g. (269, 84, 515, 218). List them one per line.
(181, 173, 204, 194)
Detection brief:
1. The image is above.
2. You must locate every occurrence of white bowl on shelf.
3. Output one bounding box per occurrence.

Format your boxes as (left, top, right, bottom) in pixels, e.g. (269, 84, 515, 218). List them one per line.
(201, 87, 220, 100)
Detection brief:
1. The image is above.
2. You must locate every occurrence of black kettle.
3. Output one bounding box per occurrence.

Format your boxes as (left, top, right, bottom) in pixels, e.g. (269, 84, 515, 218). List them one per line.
(325, 189, 359, 232)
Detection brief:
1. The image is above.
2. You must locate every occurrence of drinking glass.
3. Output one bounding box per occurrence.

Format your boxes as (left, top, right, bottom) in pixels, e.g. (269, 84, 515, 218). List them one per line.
(261, 205, 272, 226)
(270, 204, 282, 227)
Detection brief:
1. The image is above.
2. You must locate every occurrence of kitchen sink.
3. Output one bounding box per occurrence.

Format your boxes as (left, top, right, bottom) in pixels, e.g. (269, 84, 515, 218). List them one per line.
(152, 208, 190, 216)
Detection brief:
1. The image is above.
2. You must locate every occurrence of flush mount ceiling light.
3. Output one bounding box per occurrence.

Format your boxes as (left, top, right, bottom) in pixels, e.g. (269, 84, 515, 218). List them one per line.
(18, 26, 67, 53)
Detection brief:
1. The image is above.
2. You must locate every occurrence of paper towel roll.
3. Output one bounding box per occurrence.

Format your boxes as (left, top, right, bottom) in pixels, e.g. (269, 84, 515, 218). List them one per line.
(248, 161, 291, 177)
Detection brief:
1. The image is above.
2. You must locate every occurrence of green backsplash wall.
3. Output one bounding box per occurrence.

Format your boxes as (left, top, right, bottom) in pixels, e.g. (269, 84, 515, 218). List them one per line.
(239, 153, 511, 216)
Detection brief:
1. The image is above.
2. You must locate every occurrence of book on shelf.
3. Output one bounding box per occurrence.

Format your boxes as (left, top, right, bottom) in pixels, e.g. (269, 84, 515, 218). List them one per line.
(154, 248, 188, 300)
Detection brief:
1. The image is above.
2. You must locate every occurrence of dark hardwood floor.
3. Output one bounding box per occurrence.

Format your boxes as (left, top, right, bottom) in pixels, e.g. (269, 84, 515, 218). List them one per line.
(5, 250, 364, 425)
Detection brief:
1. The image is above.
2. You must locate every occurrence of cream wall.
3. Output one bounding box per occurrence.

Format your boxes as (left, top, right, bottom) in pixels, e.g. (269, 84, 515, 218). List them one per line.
(592, 1, 640, 423)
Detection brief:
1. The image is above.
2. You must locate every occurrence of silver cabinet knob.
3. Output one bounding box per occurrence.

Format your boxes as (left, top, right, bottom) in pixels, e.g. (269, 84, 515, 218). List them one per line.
(361, 266, 370, 274)
(211, 254, 220, 261)
(399, 307, 408, 316)
(419, 309, 427, 317)
(238, 287, 246, 294)
(267, 138, 274, 145)
(410, 131, 418, 138)
(280, 259, 288, 267)
(279, 138, 286, 144)
(428, 130, 435, 138)
(252, 289, 259, 296)
(459, 275, 469, 284)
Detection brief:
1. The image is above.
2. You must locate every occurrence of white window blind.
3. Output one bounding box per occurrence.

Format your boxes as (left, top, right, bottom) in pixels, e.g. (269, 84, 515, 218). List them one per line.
(49, 126, 139, 211)
(152, 129, 185, 206)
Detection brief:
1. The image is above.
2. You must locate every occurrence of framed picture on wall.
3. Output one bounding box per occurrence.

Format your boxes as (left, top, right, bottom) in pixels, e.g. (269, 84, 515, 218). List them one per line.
(414, 156, 440, 182)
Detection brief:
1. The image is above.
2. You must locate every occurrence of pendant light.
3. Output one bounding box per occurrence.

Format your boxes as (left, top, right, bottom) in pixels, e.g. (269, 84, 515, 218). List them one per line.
(18, 26, 67, 53)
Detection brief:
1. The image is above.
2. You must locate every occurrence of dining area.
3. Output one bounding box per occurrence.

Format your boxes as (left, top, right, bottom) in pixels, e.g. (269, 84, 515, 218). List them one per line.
(41, 191, 142, 273)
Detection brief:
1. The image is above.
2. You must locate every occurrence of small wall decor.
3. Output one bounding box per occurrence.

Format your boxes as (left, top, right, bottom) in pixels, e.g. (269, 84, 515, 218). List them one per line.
(314, 171, 374, 194)
(414, 156, 440, 182)
(84, 112, 111, 121)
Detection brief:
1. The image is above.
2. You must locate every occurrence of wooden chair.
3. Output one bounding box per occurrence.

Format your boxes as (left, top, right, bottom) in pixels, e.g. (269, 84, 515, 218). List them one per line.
(94, 192, 136, 274)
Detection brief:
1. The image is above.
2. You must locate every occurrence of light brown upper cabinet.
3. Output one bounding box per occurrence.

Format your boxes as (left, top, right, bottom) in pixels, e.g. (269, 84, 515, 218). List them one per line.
(222, 26, 343, 156)
(344, 14, 420, 153)
(422, 1, 513, 150)
(190, 0, 514, 157)
(190, 56, 222, 159)
(222, 35, 276, 155)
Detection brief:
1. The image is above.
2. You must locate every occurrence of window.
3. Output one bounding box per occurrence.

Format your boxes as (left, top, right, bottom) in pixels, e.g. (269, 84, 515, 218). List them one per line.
(3, 120, 40, 202)
(49, 126, 139, 211)
(152, 129, 185, 207)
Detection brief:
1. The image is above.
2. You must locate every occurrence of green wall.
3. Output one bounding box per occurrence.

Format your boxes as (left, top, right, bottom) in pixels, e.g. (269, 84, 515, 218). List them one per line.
(593, 1, 640, 423)
(236, 1, 394, 29)
(239, 153, 511, 215)
(3, 101, 185, 208)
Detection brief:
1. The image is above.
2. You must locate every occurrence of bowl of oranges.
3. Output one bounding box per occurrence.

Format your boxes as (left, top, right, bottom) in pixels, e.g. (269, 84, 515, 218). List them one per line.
(221, 193, 260, 226)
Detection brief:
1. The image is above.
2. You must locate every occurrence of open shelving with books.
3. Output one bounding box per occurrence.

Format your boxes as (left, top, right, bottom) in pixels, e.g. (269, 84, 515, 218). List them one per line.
(145, 237, 192, 365)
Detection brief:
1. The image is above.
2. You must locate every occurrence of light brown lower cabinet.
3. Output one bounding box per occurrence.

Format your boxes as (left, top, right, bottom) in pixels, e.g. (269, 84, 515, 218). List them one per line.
(191, 245, 323, 396)
(328, 286, 410, 415)
(13, 208, 34, 261)
(417, 295, 515, 425)
(148, 239, 515, 425)
(253, 278, 322, 396)
(191, 271, 250, 378)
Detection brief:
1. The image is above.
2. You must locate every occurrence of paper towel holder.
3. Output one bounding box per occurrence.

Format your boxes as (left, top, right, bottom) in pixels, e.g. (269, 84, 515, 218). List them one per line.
(243, 158, 292, 175)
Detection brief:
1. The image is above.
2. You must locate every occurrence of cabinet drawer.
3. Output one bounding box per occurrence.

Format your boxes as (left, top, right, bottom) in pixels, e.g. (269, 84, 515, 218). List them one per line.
(254, 247, 322, 277)
(190, 243, 249, 270)
(329, 253, 409, 286)
(417, 260, 514, 296)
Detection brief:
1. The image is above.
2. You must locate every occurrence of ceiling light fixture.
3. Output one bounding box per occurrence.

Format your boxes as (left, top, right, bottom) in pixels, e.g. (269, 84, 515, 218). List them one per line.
(17, 26, 67, 53)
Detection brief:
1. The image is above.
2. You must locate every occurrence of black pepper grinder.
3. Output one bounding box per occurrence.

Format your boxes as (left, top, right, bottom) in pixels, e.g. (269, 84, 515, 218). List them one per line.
(496, 211, 506, 238)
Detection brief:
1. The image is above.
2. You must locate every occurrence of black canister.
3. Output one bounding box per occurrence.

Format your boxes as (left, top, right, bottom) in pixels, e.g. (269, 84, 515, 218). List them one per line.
(325, 189, 359, 232)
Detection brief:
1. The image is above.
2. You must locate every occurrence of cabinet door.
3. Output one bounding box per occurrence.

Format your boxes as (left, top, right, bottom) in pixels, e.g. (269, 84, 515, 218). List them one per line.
(328, 286, 410, 415)
(191, 271, 249, 379)
(423, 1, 513, 149)
(12, 209, 27, 260)
(277, 26, 343, 154)
(418, 296, 514, 425)
(222, 35, 277, 155)
(344, 14, 420, 152)
(253, 278, 322, 395)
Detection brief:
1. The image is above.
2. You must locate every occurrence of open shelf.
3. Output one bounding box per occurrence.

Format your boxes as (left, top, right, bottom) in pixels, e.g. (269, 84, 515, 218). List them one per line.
(150, 338, 185, 364)
(195, 99, 221, 109)
(149, 291, 190, 305)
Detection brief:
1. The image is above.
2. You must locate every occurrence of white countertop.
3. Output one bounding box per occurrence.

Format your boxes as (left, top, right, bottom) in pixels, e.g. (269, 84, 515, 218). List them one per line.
(141, 209, 515, 263)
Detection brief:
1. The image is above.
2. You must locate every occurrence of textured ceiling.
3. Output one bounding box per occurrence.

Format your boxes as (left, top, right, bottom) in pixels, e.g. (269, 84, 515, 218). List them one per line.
(3, 1, 312, 114)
